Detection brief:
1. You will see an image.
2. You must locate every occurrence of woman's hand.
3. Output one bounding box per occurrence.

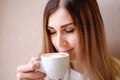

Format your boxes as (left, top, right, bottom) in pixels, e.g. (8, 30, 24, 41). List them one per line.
(17, 56, 46, 80)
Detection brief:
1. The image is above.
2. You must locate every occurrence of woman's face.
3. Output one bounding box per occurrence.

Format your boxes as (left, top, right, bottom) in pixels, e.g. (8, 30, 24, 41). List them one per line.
(47, 8, 77, 61)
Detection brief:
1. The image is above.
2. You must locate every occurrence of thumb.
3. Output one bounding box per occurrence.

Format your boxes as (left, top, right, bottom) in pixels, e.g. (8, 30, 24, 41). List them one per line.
(28, 54, 41, 64)
(35, 54, 41, 61)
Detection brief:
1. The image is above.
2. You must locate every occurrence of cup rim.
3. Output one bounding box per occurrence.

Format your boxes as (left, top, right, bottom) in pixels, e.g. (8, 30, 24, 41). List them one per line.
(41, 52, 69, 58)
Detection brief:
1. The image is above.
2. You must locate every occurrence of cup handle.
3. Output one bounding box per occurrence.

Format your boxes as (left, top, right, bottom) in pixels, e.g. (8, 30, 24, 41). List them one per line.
(36, 61, 45, 73)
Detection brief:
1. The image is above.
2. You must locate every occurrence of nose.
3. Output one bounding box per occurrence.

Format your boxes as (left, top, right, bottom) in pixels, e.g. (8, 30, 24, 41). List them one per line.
(56, 32, 67, 48)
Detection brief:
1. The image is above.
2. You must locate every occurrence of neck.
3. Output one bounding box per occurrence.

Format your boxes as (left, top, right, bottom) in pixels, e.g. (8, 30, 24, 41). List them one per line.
(70, 60, 80, 72)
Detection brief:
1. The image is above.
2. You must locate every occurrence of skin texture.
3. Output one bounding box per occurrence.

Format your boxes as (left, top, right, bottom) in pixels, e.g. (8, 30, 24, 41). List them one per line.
(48, 8, 77, 62)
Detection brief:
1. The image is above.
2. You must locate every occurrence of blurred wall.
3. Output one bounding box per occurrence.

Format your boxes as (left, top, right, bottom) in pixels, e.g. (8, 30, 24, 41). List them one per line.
(97, 0, 120, 58)
(0, 0, 48, 80)
(0, 0, 120, 80)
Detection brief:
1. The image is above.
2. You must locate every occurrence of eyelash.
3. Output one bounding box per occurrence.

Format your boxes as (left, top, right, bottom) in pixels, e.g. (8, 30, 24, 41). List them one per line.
(50, 31, 56, 34)
(65, 29, 75, 33)
(48, 29, 75, 35)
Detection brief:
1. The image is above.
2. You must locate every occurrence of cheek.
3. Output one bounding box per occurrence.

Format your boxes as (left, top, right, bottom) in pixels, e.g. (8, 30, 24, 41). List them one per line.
(50, 36, 57, 47)
(67, 34, 76, 61)
(67, 34, 76, 47)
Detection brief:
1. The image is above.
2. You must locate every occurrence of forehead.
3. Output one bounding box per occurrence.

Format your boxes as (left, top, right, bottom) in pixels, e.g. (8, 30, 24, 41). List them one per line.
(48, 8, 73, 28)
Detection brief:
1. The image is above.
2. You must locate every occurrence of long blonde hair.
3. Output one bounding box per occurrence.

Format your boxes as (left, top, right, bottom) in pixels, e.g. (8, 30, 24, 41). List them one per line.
(42, 0, 114, 80)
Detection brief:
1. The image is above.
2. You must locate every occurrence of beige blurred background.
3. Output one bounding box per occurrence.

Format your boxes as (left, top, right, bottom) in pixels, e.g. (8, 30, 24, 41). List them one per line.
(0, 0, 120, 80)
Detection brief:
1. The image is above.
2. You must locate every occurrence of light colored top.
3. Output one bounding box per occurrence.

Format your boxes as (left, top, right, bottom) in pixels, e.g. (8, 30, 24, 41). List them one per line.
(64, 68, 84, 80)
(44, 57, 120, 80)
(44, 68, 84, 80)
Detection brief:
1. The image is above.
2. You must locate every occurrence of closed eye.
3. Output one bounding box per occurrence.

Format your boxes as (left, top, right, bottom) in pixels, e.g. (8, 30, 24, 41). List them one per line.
(48, 29, 56, 35)
(65, 29, 75, 33)
(50, 31, 56, 34)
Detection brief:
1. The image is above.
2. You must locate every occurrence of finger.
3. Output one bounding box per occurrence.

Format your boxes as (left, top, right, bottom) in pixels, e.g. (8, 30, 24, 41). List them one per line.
(36, 54, 41, 61)
(28, 55, 41, 64)
(17, 71, 46, 80)
(17, 61, 40, 73)
(28, 57, 36, 64)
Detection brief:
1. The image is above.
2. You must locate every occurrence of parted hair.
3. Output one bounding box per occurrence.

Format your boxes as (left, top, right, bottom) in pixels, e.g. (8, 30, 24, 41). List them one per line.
(41, 0, 114, 80)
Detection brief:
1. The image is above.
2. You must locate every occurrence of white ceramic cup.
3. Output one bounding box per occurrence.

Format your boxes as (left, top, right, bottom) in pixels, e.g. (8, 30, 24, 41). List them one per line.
(39, 52, 70, 80)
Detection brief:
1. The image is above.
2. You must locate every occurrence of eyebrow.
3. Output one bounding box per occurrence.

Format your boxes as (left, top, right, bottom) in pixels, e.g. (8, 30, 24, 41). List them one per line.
(48, 22, 74, 29)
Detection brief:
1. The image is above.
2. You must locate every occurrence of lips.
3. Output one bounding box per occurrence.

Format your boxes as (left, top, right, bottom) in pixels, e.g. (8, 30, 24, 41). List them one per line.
(60, 48, 73, 54)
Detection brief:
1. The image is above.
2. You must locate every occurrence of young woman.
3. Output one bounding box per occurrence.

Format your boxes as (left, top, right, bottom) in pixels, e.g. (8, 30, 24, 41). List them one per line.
(17, 0, 120, 80)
